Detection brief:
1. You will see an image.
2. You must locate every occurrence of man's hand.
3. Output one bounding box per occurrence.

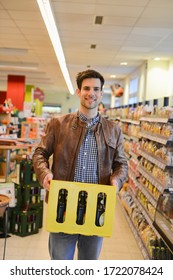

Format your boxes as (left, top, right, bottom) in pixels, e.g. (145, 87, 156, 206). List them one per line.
(110, 178, 120, 193)
(43, 173, 53, 191)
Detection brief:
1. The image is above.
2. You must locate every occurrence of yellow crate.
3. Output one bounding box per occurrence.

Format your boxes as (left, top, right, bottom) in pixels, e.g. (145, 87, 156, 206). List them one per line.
(45, 180, 116, 237)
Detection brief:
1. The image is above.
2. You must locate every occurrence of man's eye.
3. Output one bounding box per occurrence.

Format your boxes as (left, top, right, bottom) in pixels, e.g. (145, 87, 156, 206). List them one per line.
(83, 87, 100, 91)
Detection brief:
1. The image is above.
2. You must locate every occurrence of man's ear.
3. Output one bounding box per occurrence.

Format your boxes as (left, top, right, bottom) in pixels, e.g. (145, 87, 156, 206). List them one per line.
(76, 88, 80, 96)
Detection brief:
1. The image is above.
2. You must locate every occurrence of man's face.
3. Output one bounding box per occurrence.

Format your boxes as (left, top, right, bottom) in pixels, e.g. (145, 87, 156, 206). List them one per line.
(76, 78, 103, 110)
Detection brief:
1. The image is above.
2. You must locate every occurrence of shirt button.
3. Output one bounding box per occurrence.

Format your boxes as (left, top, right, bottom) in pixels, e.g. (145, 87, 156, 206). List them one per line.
(83, 166, 85, 169)
(84, 152, 87, 155)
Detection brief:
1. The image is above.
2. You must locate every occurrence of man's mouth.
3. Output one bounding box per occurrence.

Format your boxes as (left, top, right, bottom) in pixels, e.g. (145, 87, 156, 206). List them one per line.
(86, 98, 95, 102)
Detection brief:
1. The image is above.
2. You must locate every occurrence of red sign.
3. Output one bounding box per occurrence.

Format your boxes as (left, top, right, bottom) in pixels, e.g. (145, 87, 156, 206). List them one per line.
(33, 87, 45, 102)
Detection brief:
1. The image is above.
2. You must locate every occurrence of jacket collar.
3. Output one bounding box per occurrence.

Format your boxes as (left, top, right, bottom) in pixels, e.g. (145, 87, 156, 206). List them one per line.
(72, 111, 102, 130)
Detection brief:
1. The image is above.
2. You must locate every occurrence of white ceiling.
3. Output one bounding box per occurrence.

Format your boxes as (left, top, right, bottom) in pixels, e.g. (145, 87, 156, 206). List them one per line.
(0, 0, 173, 98)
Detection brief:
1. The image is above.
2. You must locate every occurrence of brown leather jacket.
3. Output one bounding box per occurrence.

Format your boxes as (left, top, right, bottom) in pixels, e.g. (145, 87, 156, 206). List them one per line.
(32, 112, 128, 191)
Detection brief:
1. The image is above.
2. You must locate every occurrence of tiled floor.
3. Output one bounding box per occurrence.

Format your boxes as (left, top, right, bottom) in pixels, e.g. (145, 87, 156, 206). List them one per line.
(0, 198, 144, 260)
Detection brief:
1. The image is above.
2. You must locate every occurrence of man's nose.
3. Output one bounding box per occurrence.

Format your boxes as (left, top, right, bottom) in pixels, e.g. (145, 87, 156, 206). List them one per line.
(88, 88, 95, 95)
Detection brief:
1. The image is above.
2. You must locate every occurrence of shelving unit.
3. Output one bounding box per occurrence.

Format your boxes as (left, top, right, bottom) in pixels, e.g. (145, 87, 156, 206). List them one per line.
(21, 117, 47, 139)
(117, 195, 150, 260)
(106, 104, 173, 259)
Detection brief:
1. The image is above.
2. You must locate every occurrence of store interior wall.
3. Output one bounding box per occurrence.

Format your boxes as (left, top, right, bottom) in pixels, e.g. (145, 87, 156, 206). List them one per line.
(146, 60, 169, 101)
(138, 63, 147, 103)
(43, 91, 78, 114)
(120, 62, 147, 107)
(121, 59, 173, 108)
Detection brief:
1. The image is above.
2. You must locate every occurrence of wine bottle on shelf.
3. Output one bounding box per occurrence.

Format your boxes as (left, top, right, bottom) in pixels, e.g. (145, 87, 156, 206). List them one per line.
(164, 96, 169, 107)
(76, 191, 87, 225)
(152, 99, 158, 116)
(56, 189, 67, 223)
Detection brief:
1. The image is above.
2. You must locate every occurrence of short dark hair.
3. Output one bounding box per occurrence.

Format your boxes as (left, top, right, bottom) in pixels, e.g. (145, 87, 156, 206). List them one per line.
(76, 69, 105, 90)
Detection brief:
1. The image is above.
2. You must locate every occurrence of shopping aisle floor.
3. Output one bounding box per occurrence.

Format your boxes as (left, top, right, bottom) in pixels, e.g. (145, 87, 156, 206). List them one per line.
(0, 197, 144, 260)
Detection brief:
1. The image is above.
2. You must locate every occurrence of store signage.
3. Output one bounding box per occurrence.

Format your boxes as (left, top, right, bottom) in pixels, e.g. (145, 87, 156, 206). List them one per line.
(33, 87, 45, 102)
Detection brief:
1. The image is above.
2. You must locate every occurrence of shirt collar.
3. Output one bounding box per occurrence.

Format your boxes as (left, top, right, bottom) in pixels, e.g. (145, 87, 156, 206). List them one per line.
(78, 111, 100, 128)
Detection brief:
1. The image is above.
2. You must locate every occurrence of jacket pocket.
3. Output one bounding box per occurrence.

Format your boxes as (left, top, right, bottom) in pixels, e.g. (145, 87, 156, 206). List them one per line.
(104, 135, 117, 149)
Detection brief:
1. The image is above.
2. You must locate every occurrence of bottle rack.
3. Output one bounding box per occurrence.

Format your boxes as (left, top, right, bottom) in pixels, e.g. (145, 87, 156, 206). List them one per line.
(21, 182, 42, 209)
(11, 159, 44, 237)
(19, 159, 37, 185)
(46, 180, 116, 237)
(11, 209, 39, 237)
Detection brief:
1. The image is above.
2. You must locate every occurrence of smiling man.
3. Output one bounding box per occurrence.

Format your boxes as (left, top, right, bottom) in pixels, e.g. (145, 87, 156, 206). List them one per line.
(32, 69, 128, 260)
(76, 72, 103, 115)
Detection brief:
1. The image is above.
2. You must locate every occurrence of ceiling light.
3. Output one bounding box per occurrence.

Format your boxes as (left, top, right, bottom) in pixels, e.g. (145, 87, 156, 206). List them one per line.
(154, 57, 160, 61)
(90, 44, 96, 49)
(0, 61, 38, 70)
(37, 0, 74, 95)
(110, 75, 116, 78)
(120, 62, 128, 65)
(95, 16, 103, 25)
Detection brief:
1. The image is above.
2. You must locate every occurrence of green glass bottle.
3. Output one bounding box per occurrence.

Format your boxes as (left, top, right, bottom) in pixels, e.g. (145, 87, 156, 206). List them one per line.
(76, 191, 87, 225)
(95, 192, 106, 227)
(56, 189, 67, 223)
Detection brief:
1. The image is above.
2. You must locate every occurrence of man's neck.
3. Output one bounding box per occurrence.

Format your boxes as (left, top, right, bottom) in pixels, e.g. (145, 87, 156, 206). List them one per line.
(79, 108, 98, 120)
(78, 111, 100, 128)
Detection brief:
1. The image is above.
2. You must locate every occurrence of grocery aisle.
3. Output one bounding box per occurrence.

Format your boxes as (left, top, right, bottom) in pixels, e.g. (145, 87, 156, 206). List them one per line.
(0, 197, 143, 260)
(100, 197, 144, 260)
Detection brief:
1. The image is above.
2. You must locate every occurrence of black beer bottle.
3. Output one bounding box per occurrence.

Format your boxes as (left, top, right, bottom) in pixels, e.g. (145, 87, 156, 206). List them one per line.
(76, 191, 87, 225)
(56, 189, 67, 223)
(95, 192, 106, 227)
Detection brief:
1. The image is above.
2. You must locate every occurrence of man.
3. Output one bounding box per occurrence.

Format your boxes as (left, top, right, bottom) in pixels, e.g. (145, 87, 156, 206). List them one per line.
(32, 69, 128, 260)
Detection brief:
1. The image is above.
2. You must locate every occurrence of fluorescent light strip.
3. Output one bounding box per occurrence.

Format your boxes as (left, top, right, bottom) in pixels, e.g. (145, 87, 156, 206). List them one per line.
(37, 0, 74, 95)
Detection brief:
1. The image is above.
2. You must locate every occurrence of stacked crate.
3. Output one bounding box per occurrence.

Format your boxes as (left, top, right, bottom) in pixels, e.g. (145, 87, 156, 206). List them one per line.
(11, 159, 44, 237)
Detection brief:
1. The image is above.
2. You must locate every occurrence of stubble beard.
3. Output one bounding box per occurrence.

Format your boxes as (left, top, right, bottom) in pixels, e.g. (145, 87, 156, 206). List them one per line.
(82, 101, 98, 110)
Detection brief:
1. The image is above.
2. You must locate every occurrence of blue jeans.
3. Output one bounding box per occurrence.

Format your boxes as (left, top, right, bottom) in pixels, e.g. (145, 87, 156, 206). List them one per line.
(49, 232, 103, 260)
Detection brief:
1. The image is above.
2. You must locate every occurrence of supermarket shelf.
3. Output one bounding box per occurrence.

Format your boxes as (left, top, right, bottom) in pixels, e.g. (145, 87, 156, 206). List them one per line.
(121, 119, 140, 125)
(136, 180, 157, 208)
(131, 191, 160, 239)
(117, 195, 150, 260)
(140, 117, 173, 124)
(138, 148, 173, 170)
(140, 131, 173, 146)
(137, 165, 165, 193)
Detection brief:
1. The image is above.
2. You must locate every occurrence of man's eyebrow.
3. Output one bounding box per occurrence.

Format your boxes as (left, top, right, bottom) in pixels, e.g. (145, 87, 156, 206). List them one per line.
(83, 86, 100, 89)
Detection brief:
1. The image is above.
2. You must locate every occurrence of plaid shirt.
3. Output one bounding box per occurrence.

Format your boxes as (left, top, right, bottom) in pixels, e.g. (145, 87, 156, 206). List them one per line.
(74, 112, 100, 184)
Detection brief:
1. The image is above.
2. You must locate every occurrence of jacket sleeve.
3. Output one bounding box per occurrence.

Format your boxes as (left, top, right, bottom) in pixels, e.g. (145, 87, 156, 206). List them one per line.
(110, 127, 128, 192)
(32, 118, 55, 186)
